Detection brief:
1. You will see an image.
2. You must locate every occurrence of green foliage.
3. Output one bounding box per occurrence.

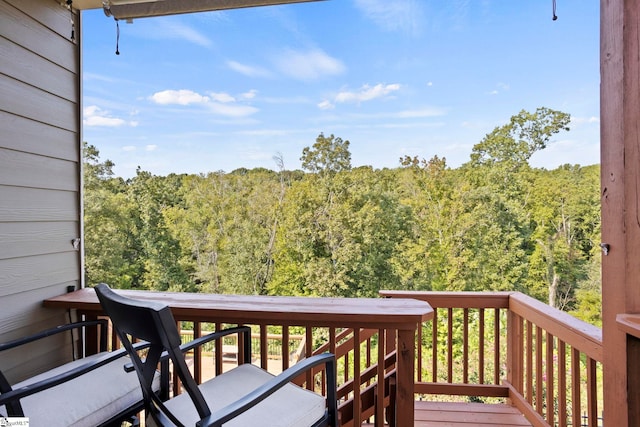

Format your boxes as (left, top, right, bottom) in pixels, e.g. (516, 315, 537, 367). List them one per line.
(469, 107, 571, 168)
(301, 133, 352, 175)
(83, 108, 602, 325)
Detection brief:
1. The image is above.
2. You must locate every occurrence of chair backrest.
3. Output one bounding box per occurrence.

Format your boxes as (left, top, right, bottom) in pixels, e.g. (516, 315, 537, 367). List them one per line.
(94, 283, 211, 426)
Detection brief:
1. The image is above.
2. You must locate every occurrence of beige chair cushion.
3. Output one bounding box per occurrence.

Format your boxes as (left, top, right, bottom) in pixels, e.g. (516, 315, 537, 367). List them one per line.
(156, 364, 325, 427)
(2, 352, 160, 427)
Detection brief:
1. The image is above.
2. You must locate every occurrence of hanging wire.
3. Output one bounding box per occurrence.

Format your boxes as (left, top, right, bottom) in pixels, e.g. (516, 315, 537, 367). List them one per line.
(552, 0, 558, 21)
(65, 0, 75, 41)
(115, 18, 120, 55)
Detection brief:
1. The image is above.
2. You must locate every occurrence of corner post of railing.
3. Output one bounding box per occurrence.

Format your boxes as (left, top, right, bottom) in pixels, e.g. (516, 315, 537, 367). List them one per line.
(506, 296, 524, 397)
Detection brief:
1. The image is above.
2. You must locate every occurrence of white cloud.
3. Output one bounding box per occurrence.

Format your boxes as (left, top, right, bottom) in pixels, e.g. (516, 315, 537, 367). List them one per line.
(83, 105, 133, 127)
(150, 89, 210, 105)
(146, 144, 158, 151)
(122, 146, 136, 152)
(209, 92, 236, 103)
(317, 100, 334, 110)
(275, 49, 345, 80)
(227, 60, 271, 78)
(150, 89, 259, 118)
(240, 90, 258, 100)
(354, 0, 423, 35)
(335, 83, 401, 103)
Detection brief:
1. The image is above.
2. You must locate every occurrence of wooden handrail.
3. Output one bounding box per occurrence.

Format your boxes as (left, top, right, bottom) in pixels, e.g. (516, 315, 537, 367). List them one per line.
(509, 292, 603, 362)
(380, 290, 511, 308)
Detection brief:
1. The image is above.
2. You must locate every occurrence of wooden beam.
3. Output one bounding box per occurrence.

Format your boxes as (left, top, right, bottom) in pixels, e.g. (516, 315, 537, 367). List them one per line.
(601, 0, 640, 426)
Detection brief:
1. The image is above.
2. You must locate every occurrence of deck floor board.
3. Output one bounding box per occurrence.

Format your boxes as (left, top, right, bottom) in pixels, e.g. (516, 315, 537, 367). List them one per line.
(364, 401, 533, 426)
(413, 401, 532, 426)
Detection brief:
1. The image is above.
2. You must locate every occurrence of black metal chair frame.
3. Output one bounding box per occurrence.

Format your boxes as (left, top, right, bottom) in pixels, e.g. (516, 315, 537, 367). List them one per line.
(94, 283, 339, 427)
(0, 319, 151, 426)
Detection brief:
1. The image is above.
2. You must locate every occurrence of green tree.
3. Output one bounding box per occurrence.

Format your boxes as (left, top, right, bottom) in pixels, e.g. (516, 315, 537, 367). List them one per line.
(83, 143, 142, 288)
(301, 133, 352, 175)
(128, 170, 190, 291)
(469, 107, 571, 168)
(527, 165, 600, 310)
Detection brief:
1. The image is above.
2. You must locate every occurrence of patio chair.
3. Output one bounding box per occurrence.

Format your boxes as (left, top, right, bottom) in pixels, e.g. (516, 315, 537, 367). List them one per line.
(0, 319, 163, 426)
(94, 283, 339, 427)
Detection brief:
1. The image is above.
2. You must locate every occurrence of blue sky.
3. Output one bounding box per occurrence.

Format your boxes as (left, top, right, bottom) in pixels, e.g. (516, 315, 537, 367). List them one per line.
(81, 0, 600, 179)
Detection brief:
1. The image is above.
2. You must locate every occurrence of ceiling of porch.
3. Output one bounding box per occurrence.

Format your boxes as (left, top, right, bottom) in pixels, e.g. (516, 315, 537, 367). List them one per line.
(71, 0, 323, 20)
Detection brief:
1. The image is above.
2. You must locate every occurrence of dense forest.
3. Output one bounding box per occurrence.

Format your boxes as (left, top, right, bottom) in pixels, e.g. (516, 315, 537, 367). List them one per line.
(83, 107, 601, 325)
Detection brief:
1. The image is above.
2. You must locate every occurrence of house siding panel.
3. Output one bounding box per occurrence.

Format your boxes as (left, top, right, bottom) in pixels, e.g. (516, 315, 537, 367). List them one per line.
(0, 186, 78, 222)
(0, 0, 81, 382)
(0, 222, 79, 260)
(0, 36, 77, 102)
(0, 76, 77, 132)
(0, 149, 78, 191)
(0, 111, 77, 161)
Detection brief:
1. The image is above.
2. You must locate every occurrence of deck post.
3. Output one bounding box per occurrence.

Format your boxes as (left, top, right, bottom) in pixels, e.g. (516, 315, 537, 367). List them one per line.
(395, 328, 416, 426)
(600, 0, 640, 425)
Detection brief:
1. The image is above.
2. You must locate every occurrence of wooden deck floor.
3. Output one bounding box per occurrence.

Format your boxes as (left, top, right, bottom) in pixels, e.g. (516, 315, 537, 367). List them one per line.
(365, 401, 532, 426)
(413, 401, 532, 426)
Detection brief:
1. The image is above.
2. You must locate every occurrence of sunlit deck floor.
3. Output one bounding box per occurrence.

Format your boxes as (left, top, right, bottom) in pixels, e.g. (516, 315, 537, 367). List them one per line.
(412, 401, 532, 426)
(365, 401, 532, 427)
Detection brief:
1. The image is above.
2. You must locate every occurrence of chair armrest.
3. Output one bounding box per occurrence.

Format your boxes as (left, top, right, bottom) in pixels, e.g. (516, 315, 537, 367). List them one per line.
(0, 348, 131, 408)
(0, 320, 109, 353)
(199, 353, 337, 427)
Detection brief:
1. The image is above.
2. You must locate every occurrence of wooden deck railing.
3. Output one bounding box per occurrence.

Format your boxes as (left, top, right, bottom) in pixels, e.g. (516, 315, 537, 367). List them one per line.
(381, 291, 604, 427)
(110, 322, 399, 426)
(44, 289, 431, 426)
(55, 289, 602, 427)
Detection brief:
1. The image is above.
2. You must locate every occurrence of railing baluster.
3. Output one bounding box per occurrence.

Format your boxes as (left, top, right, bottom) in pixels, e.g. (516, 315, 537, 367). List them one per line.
(344, 351, 350, 384)
(214, 322, 222, 376)
(507, 310, 524, 395)
(376, 328, 385, 427)
(463, 308, 469, 384)
(259, 324, 268, 370)
(526, 320, 533, 404)
(494, 307, 500, 385)
(282, 325, 290, 370)
(536, 325, 543, 415)
(432, 309, 438, 383)
(193, 321, 202, 383)
(173, 320, 180, 396)
(353, 328, 361, 427)
(587, 356, 597, 427)
(479, 308, 485, 384)
(447, 307, 453, 383)
(571, 347, 581, 427)
(367, 334, 372, 371)
(546, 331, 555, 426)
(416, 321, 423, 383)
(558, 339, 567, 427)
(305, 327, 313, 390)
